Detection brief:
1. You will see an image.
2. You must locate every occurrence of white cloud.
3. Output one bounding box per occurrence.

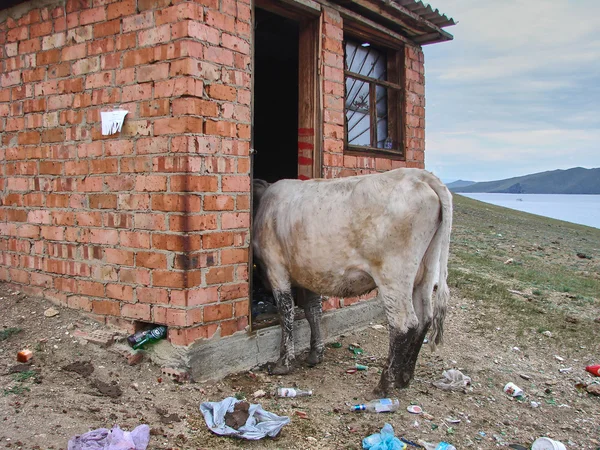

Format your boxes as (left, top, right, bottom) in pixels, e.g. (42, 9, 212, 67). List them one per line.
(423, 0, 600, 182)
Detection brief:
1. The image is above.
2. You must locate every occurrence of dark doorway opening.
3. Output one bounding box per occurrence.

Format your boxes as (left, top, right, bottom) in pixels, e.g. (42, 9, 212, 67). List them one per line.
(253, 8, 299, 183)
(251, 8, 300, 329)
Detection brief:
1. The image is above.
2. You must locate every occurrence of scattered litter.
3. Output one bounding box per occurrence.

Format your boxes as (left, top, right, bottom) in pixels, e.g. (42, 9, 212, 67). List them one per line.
(542, 331, 552, 337)
(67, 424, 149, 450)
(504, 258, 514, 264)
(508, 289, 525, 296)
(406, 405, 422, 414)
(346, 368, 358, 374)
(519, 373, 532, 381)
(253, 390, 267, 399)
(400, 437, 420, 448)
(445, 417, 461, 424)
(503, 382, 524, 398)
(512, 347, 520, 352)
(554, 355, 564, 362)
(277, 387, 312, 397)
(17, 349, 33, 363)
(327, 342, 342, 348)
(370, 324, 386, 331)
(352, 398, 400, 413)
(422, 412, 434, 420)
(530, 401, 540, 408)
(432, 369, 472, 391)
(559, 367, 572, 373)
(348, 344, 364, 355)
(355, 364, 368, 371)
(199, 397, 290, 440)
(585, 364, 600, 376)
(418, 439, 456, 450)
(295, 411, 309, 419)
(362, 423, 406, 450)
(128, 326, 167, 350)
(44, 307, 59, 317)
(531, 436, 567, 450)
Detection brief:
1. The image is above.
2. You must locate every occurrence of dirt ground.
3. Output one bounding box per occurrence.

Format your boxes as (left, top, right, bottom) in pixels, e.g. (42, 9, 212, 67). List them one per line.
(1, 195, 600, 449)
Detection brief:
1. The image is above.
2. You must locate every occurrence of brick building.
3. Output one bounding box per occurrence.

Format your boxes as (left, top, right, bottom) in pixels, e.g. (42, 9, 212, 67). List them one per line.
(0, 0, 454, 377)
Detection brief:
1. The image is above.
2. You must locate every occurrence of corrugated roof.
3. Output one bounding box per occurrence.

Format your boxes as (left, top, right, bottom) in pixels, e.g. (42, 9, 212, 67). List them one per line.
(395, 0, 455, 28)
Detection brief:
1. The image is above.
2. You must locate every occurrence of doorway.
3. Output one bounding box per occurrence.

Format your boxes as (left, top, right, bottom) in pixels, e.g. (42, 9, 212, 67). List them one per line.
(253, 8, 300, 183)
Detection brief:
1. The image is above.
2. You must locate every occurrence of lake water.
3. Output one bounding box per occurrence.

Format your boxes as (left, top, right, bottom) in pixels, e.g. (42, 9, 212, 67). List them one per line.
(460, 193, 600, 230)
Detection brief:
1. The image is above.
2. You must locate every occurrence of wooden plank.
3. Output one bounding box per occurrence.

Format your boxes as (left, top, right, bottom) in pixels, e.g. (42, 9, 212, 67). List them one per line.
(345, 70, 402, 90)
(298, 18, 321, 179)
(318, 0, 415, 47)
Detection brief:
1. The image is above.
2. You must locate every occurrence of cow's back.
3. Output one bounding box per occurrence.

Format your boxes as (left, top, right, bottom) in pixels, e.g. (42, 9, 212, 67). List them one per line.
(253, 169, 443, 296)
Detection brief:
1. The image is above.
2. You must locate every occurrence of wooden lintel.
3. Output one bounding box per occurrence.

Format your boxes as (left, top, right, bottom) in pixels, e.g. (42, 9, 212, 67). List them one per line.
(341, 0, 425, 36)
(319, 0, 416, 47)
(280, 0, 321, 14)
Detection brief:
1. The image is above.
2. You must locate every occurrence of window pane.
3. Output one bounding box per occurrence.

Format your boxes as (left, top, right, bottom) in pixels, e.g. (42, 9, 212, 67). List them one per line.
(345, 41, 387, 81)
(346, 77, 370, 146)
(376, 85, 390, 149)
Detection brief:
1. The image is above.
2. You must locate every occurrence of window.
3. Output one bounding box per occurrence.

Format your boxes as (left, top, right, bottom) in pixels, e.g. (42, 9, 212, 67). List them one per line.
(344, 39, 403, 157)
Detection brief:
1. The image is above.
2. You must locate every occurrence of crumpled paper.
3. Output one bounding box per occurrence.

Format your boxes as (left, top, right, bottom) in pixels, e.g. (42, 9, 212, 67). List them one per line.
(68, 424, 149, 450)
(362, 423, 406, 450)
(200, 397, 290, 440)
(432, 369, 472, 391)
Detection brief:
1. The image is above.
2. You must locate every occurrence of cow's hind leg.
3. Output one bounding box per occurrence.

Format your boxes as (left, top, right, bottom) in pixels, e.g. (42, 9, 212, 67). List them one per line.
(374, 283, 421, 397)
(271, 288, 296, 375)
(297, 288, 324, 366)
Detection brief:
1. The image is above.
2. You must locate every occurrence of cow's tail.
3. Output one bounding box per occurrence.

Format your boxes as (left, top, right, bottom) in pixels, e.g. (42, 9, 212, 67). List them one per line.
(426, 176, 453, 350)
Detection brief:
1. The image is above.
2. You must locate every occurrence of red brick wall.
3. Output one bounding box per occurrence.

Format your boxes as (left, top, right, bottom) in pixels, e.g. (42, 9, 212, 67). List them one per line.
(320, 6, 425, 180)
(0, 1, 426, 345)
(0, 0, 252, 345)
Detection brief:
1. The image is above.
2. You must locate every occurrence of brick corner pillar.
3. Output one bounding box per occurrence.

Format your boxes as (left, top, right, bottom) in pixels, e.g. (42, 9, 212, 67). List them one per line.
(0, 0, 252, 347)
(405, 45, 425, 169)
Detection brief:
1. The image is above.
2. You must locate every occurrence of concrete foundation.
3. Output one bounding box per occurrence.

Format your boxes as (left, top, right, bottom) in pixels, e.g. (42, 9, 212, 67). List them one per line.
(185, 299, 385, 382)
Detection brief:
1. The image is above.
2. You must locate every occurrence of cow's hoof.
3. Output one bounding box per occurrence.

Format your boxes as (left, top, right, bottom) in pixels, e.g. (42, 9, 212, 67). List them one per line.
(395, 371, 413, 389)
(306, 351, 323, 367)
(271, 362, 293, 375)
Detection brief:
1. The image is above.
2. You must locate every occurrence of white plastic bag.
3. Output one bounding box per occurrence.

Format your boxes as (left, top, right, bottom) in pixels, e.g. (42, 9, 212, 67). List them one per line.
(67, 424, 149, 450)
(200, 397, 290, 440)
(432, 369, 472, 391)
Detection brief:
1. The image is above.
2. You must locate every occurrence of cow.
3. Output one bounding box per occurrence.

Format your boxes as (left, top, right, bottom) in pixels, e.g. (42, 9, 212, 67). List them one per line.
(252, 168, 452, 396)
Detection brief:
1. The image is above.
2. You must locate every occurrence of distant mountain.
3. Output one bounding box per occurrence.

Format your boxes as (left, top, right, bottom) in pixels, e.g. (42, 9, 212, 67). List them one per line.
(446, 180, 476, 189)
(451, 167, 600, 194)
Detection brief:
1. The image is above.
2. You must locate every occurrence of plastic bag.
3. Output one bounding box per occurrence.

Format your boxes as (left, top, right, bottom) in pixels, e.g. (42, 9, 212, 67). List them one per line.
(362, 423, 406, 450)
(200, 397, 290, 440)
(432, 369, 472, 391)
(67, 425, 150, 450)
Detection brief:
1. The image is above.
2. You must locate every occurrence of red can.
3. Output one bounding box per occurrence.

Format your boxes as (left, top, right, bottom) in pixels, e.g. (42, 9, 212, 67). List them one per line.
(585, 365, 600, 376)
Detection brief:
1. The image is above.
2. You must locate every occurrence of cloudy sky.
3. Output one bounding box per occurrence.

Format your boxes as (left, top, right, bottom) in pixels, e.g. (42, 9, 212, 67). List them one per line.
(423, 0, 600, 182)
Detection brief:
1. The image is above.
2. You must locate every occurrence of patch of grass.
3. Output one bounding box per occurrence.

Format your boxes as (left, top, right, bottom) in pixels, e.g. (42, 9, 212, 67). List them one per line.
(12, 370, 37, 382)
(234, 391, 246, 400)
(0, 327, 22, 341)
(3, 385, 30, 396)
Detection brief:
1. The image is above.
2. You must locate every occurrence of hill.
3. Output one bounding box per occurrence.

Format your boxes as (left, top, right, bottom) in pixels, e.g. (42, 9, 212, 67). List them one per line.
(451, 167, 600, 194)
(446, 179, 476, 189)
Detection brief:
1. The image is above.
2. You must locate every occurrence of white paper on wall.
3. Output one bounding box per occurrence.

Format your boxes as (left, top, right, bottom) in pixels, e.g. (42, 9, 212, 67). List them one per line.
(101, 110, 129, 135)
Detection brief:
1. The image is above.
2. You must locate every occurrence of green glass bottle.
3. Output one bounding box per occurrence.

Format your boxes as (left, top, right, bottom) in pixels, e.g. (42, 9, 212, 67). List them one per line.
(128, 326, 167, 350)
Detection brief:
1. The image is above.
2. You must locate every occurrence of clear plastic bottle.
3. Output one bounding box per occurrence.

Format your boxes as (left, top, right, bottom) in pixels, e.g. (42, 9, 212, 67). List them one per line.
(417, 440, 457, 450)
(351, 398, 400, 413)
(277, 387, 312, 397)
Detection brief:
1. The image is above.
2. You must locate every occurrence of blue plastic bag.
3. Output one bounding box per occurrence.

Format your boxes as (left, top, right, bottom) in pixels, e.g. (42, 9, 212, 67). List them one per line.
(362, 423, 407, 450)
